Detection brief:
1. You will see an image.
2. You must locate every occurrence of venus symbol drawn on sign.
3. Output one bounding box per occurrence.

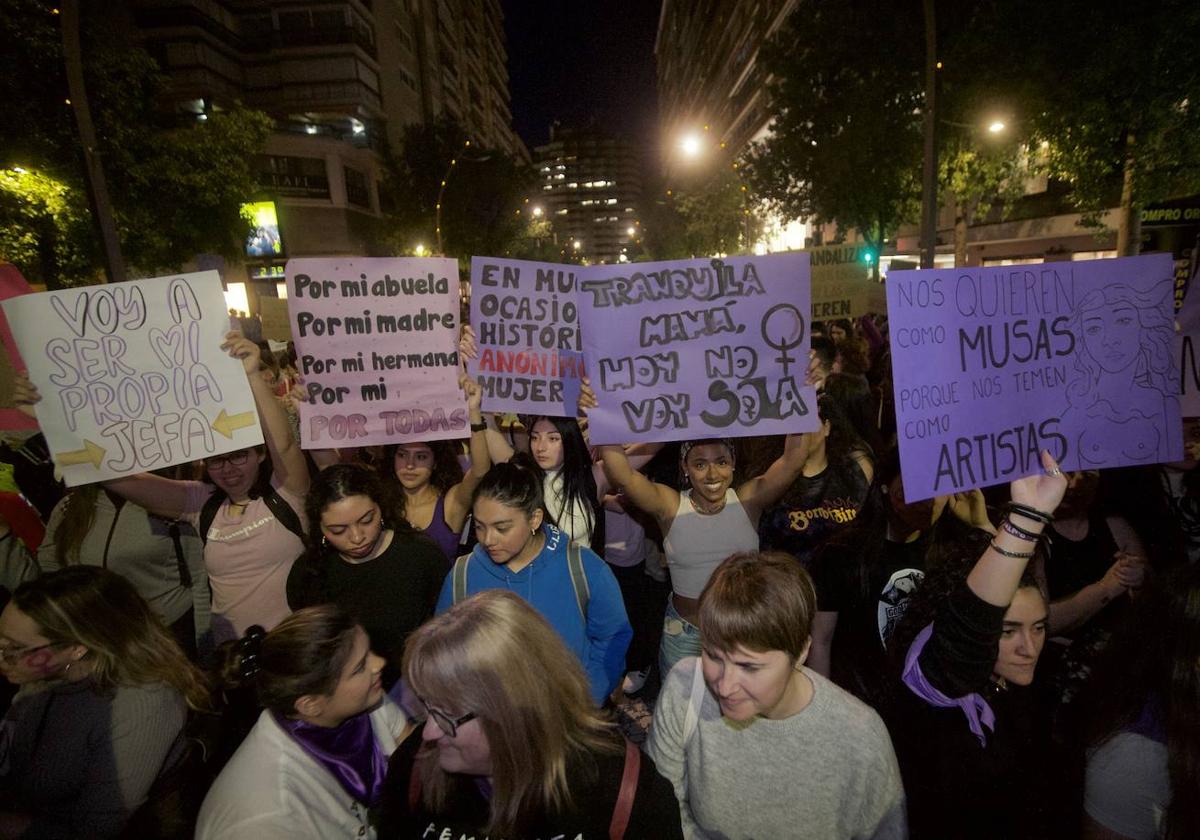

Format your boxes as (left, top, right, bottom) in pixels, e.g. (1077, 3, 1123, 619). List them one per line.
(761, 303, 806, 377)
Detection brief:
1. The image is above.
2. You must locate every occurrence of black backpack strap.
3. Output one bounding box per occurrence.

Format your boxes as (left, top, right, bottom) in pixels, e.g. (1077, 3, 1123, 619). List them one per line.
(167, 520, 192, 589)
(263, 489, 307, 545)
(198, 491, 225, 546)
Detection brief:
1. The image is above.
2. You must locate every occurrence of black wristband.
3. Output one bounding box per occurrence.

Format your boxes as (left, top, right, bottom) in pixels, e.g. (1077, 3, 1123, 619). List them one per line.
(989, 540, 1035, 559)
(1005, 501, 1054, 525)
(470, 421, 487, 432)
(1001, 518, 1040, 542)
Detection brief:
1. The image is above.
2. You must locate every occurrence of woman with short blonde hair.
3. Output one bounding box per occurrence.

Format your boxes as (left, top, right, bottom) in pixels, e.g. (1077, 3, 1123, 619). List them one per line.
(383, 590, 682, 839)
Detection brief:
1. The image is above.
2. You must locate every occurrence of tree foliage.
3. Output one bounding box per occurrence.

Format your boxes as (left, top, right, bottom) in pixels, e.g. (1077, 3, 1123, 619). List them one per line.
(0, 0, 271, 286)
(380, 118, 535, 268)
(671, 168, 762, 257)
(744, 0, 926, 263)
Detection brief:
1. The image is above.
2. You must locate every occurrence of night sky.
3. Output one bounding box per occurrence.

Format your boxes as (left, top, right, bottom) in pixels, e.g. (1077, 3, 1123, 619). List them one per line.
(502, 0, 662, 158)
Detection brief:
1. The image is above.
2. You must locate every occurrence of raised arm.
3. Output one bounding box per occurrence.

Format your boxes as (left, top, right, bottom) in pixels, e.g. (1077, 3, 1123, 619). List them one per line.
(222, 332, 309, 498)
(444, 376, 492, 528)
(736, 432, 812, 523)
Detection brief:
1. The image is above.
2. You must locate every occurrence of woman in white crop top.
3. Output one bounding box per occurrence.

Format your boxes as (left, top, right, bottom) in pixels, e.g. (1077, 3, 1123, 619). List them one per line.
(581, 380, 816, 676)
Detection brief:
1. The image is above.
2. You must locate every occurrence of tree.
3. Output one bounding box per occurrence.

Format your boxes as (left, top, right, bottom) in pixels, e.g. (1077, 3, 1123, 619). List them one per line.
(671, 168, 763, 257)
(939, 135, 1028, 266)
(0, 0, 271, 286)
(380, 118, 534, 270)
(744, 0, 925, 278)
(977, 0, 1200, 255)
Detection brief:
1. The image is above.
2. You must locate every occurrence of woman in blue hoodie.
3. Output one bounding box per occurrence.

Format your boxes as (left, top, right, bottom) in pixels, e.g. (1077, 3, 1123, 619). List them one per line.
(435, 460, 631, 704)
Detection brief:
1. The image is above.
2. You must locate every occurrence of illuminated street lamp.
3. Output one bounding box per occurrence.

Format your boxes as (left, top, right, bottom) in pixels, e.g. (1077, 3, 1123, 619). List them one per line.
(532, 205, 544, 217)
(414, 243, 427, 257)
(987, 120, 1007, 134)
(680, 133, 702, 158)
(626, 226, 636, 236)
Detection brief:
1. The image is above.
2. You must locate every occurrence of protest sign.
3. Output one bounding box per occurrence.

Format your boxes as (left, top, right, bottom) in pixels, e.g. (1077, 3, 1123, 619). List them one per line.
(807, 244, 887, 320)
(286, 257, 464, 447)
(1178, 262, 1200, 417)
(467, 257, 584, 416)
(887, 254, 1182, 502)
(578, 253, 820, 444)
(2, 271, 263, 486)
(258, 296, 293, 342)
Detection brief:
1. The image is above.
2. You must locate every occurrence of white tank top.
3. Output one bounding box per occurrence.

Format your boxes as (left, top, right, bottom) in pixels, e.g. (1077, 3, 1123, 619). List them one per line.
(663, 489, 759, 598)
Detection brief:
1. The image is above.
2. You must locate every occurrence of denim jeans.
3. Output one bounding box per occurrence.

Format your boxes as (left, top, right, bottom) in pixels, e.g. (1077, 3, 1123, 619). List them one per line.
(658, 596, 702, 679)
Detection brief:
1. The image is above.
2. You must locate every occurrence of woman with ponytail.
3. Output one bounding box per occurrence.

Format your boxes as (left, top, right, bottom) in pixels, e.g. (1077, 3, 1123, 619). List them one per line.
(197, 605, 412, 839)
(0, 566, 208, 838)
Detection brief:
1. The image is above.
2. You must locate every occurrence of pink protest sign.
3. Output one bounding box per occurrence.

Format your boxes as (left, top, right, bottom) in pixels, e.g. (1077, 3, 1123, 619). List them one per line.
(286, 257, 466, 448)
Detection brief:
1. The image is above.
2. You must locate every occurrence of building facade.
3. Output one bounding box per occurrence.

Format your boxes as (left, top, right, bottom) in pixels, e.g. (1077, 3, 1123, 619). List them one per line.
(127, 0, 523, 292)
(533, 126, 644, 265)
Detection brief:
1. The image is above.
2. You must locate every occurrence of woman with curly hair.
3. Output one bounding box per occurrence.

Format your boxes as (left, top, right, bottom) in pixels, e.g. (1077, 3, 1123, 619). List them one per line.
(287, 464, 446, 688)
(0, 566, 209, 837)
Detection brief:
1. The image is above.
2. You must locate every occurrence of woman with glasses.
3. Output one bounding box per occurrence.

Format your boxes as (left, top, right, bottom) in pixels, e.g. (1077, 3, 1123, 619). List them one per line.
(100, 334, 309, 644)
(197, 604, 411, 839)
(0, 566, 209, 838)
(381, 590, 682, 839)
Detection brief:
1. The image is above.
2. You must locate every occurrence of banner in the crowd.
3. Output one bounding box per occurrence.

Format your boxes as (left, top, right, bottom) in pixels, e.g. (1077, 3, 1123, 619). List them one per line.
(1, 271, 264, 486)
(578, 252, 820, 444)
(1178, 263, 1200, 417)
(888, 254, 1182, 502)
(257, 296, 293, 343)
(467, 257, 584, 416)
(806, 243, 887, 320)
(286, 257, 464, 447)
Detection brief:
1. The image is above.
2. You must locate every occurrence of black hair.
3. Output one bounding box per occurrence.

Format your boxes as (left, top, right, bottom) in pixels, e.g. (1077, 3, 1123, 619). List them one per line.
(473, 457, 552, 525)
(378, 439, 466, 520)
(528, 416, 604, 549)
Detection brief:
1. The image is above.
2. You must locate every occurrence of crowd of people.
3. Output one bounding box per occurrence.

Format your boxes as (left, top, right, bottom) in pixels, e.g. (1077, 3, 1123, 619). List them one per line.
(0, 312, 1196, 839)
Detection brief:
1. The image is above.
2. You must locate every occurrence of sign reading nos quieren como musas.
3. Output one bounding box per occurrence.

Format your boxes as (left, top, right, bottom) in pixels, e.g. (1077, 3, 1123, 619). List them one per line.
(467, 258, 585, 416)
(2, 271, 263, 486)
(578, 252, 821, 444)
(286, 257, 466, 448)
(888, 254, 1182, 502)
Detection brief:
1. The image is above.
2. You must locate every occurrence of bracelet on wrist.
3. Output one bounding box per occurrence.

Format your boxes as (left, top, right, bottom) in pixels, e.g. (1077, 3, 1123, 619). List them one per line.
(1005, 501, 1054, 526)
(469, 420, 487, 433)
(989, 540, 1036, 559)
(1001, 518, 1041, 542)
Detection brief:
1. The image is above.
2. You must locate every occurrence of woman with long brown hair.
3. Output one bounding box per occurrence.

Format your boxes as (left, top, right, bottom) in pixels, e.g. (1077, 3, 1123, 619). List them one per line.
(0, 566, 208, 838)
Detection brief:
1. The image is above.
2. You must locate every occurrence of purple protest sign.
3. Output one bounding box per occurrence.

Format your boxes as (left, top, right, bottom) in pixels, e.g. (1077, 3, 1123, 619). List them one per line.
(888, 254, 1182, 502)
(466, 258, 584, 416)
(1177, 258, 1200, 417)
(578, 253, 820, 444)
(286, 258, 466, 448)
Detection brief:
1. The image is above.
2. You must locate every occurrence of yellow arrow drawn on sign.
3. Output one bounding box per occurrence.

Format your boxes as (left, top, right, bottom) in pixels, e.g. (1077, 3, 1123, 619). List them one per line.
(212, 409, 256, 439)
(58, 439, 106, 469)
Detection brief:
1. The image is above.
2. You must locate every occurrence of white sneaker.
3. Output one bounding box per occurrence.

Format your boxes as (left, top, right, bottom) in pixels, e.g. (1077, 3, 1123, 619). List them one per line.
(622, 669, 649, 694)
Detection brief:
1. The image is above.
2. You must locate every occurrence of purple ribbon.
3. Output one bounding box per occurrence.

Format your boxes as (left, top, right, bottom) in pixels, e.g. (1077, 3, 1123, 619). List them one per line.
(902, 623, 996, 747)
(276, 710, 389, 806)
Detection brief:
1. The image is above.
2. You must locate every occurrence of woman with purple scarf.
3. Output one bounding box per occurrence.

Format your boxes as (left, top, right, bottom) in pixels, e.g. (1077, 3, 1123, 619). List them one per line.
(197, 605, 413, 839)
(886, 450, 1068, 840)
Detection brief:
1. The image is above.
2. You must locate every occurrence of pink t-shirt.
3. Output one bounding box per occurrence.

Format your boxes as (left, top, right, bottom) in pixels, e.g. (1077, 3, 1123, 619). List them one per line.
(182, 481, 307, 641)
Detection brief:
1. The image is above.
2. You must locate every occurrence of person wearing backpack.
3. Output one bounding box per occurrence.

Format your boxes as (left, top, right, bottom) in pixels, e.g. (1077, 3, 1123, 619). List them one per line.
(435, 460, 631, 704)
(101, 333, 310, 644)
(381, 590, 681, 839)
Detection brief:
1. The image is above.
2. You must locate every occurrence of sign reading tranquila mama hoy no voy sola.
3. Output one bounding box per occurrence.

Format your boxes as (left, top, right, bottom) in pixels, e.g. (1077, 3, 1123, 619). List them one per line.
(285, 257, 466, 448)
(2, 271, 263, 486)
(887, 253, 1182, 502)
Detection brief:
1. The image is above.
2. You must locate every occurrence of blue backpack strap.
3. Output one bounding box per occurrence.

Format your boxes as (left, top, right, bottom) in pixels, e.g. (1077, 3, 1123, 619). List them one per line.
(452, 553, 471, 604)
(566, 541, 590, 623)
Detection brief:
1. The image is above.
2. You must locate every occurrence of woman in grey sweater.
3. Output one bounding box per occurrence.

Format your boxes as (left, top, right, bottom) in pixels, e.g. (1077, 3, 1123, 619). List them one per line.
(646, 551, 907, 839)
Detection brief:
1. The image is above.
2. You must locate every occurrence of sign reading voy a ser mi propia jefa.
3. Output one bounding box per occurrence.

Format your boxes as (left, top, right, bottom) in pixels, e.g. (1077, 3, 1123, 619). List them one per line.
(3, 271, 263, 486)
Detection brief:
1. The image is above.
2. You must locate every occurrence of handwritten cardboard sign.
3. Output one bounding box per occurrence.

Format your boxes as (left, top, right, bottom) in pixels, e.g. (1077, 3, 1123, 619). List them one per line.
(807, 243, 887, 320)
(286, 257, 465, 447)
(577, 253, 820, 444)
(887, 254, 1182, 502)
(2, 271, 263, 486)
(466, 257, 584, 416)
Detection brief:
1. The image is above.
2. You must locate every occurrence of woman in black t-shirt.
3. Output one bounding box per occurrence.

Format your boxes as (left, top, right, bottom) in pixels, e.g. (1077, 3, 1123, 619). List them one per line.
(287, 464, 446, 688)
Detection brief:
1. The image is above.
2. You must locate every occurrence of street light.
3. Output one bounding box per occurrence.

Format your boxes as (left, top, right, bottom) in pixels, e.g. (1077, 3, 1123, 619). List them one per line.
(680, 133, 702, 158)
(532, 205, 544, 217)
(626, 226, 636, 236)
(414, 243, 427, 257)
(572, 240, 582, 250)
(987, 120, 1007, 134)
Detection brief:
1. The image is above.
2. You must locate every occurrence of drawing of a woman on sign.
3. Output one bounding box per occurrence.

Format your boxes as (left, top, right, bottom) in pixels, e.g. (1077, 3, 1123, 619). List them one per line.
(1062, 279, 1180, 466)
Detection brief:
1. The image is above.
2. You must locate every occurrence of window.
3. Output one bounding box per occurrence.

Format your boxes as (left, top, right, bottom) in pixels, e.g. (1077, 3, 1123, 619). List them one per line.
(344, 166, 370, 208)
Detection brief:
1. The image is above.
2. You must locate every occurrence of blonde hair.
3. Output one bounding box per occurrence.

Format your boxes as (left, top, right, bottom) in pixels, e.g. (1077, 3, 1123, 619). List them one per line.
(404, 590, 618, 835)
(699, 551, 817, 659)
(13, 566, 210, 711)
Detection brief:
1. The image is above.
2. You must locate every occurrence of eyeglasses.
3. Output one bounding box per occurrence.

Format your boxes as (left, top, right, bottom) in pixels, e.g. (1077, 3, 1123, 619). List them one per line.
(207, 451, 251, 470)
(419, 696, 476, 737)
(0, 641, 58, 664)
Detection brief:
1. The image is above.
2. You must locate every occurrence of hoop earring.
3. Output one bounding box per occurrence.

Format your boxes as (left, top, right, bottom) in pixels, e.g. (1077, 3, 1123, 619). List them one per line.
(63, 660, 73, 676)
